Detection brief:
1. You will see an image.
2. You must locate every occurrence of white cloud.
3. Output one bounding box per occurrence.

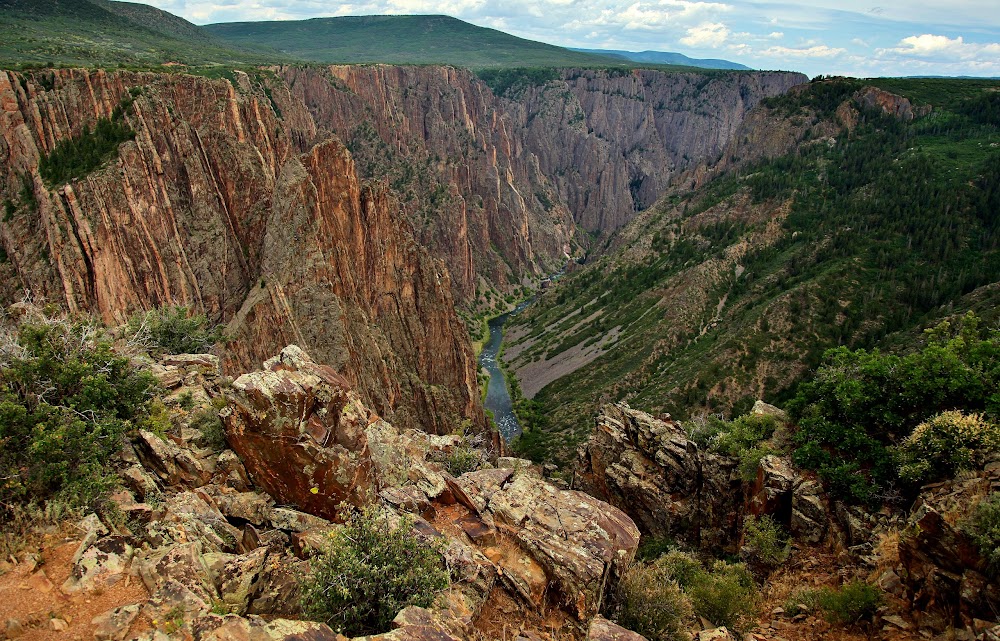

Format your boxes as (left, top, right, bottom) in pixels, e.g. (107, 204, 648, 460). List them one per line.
(879, 33, 1000, 61)
(680, 22, 731, 47)
(759, 44, 846, 57)
(767, 31, 784, 39)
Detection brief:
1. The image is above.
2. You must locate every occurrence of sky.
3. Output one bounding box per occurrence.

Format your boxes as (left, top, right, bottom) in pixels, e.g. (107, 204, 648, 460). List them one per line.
(144, 0, 1000, 77)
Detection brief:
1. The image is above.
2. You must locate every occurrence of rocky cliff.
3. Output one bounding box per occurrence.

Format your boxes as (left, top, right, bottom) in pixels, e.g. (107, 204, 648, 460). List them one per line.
(504, 68, 806, 233)
(0, 68, 480, 434)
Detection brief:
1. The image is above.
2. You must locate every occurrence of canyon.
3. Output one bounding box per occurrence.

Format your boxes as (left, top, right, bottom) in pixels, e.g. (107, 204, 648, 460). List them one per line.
(0, 64, 804, 436)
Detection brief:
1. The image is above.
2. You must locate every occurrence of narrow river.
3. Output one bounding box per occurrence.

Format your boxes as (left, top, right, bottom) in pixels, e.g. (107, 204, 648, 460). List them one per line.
(477, 299, 533, 441)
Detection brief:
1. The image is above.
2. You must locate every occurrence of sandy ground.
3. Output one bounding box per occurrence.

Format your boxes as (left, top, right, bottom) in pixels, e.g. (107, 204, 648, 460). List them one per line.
(0, 535, 149, 641)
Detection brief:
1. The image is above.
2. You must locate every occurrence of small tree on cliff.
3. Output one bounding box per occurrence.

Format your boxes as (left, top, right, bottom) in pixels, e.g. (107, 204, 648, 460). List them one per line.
(300, 505, 450, 636)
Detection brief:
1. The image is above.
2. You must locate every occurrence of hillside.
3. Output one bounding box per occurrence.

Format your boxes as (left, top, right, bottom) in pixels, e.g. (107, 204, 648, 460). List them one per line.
(506, 77, 1000, 465)
(0, 0, 283, 67)
(573, 47, 751, 70)
(205, 15, 627, 69)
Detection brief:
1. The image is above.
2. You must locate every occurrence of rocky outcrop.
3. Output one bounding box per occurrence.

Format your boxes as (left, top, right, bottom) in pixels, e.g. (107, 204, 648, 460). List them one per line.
(897, 462, 1000, 635)
(506, 69, 806, 233)
(0, 68, 481, 435)
(579, 403, 832, 552)
(224, 345, 640, 623)
(47, 345, 644, 640)
(577, 402, 742, 551)
(279, 65, 577, 301)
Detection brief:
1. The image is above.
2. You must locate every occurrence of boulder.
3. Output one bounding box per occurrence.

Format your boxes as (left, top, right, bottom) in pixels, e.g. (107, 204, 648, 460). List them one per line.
(221, 346, 378, 520)
(61, 535, 134, 593)
(587, 616, 649, 641)
(466, 469, 640, 619)
(92, 604, 141, 641)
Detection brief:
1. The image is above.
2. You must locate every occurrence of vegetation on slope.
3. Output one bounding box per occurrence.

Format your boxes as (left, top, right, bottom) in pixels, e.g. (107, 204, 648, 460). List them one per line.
(0, 0, 285, 68)
(206, 15, 627, 70)
(509, 77, 1000, 466)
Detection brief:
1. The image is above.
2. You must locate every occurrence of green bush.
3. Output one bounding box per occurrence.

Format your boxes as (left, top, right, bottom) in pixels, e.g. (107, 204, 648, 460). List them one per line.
(300, 506, 449, 636)
(741, 514, 791, 571)
(127, 306, 223, 356)
(963, 492, 1000, 576)
(0, 316, 158, 517)
(897, 411, 1000, 484)
(615, 558, 693, 641)
(790, 313, 1000, 503)
(713, 414, 778, 457)
(189, 407, 226, 450)
(814, 581, 882, 625)
(686, 560, 758, 632)
(443, 443, 481, 477)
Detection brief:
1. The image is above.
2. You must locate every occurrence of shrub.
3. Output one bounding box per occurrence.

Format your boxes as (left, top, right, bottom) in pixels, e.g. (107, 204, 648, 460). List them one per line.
(443, 443, 481, 477)
(636, 536, 678, 562)
(963, 492, 1000, 576)
(741, 514, 791, 571)
(300, 506, 449, 636)
(714, 414, 778, 458)
(897, 411, 1000, 485)
(814, 581, 882, 625)
(189, 407, 226, 450)
(615, 558, 694, 641)
(0, 316, 158, 518)
(127, 306, 223, 356)
(790, 313, 1000, 503)
(686, 560, 758, 632)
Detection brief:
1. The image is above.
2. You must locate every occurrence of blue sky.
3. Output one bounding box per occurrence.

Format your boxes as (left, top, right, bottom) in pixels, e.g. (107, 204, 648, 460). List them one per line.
(146, 0, 1000, 77)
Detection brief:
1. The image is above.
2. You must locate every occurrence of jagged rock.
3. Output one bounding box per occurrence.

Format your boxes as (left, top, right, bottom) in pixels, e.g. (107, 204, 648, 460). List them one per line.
(210, 490, 275, 526)
(200, 617, 339, 640)
(222, 346, 378, 520)
(578, 403, 741, 551)
(92, 604, 141, 641)
(162, 353, 221, 375)
(790, 479, 827, 544)
(347, 606, 463, 641)
(61, 536, 133, 593)
(380, 486, 435, 519)
(898, 468, 1000, 632)
(270, 507, 333, 533)
(159, 491, 241, 552)
(751, 400, 788, 422)
(216, 547, 269, 614)
(137, 542, 217, 604)
(216, 450, 254, 492)
(587, 616, 649, 640)
(134, 430, 209, 487)
(471, 469, 640, 619)
(248, 555, 306, 617)
(122, 465, 160, 500)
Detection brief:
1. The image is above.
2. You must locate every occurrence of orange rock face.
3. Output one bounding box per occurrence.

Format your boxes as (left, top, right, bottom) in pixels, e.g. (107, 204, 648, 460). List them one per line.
(0, 68, 481, 434)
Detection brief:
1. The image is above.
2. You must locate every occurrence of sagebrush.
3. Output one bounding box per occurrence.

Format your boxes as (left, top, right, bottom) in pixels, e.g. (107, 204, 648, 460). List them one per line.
(300, 506, 449, 636)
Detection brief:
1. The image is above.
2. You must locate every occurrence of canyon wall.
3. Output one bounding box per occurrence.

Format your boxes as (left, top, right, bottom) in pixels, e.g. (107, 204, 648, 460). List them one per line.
(0, 64, 804, 435)
(0, 68, 481, 434)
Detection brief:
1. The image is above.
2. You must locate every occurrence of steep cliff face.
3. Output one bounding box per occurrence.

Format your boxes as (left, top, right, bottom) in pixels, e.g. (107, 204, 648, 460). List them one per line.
(506, 69, 807, 233)
(279, 64, 578, 303)
(0, 68, 481, 434)
(276, 65, 805, 303)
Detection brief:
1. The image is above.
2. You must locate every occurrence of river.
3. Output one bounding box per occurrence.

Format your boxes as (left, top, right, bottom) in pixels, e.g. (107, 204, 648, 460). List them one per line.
(477, 299, 533, 441)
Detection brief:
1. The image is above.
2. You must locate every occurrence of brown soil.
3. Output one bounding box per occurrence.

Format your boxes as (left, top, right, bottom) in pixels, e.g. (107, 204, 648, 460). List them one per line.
(0, 535, 150, 641)
(747, 547, 922, 641)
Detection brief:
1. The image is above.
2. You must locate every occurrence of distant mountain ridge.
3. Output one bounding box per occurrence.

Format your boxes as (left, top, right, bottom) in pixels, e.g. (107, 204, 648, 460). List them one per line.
(572, 47, 751, 70)
(204, 15, 628, 69)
